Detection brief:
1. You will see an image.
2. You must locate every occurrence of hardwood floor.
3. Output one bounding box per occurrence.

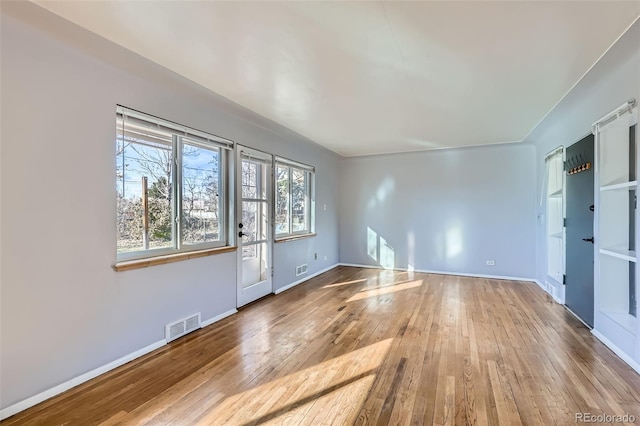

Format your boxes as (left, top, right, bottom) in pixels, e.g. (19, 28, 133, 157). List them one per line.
(4, 266, 640, 425)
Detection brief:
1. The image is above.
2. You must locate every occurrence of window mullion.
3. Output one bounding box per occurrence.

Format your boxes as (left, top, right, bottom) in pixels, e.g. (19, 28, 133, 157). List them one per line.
(219, 147, 225, 244)
(305, 171, 310, 232)
(174, 135, 182, 250)
(288, 166, 293, 235)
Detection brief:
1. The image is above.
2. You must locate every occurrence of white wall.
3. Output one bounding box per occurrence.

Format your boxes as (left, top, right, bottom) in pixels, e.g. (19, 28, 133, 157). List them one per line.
(525, 19, 640, 290)
(0, 3, 339, 410)
(339, 143, 537, 279)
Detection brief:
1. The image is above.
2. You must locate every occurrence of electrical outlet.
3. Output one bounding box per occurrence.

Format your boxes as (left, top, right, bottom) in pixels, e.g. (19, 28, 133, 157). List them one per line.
(323, 204, 327, 211)
(314, 252, 318, 260)
(486, 260, 495, 266)
(324, 255, 327, 261)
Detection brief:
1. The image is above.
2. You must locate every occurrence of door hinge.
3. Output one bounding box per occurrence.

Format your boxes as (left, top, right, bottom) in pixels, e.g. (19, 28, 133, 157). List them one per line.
(563, 218, 567, 227)
(563, 161, 568, 171)
(271, 267, 274, 278)
(563, 274, 566, 285)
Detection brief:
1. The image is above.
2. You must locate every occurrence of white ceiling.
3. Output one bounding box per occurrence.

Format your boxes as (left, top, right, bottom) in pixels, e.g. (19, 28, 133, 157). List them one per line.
(34, 1, 640, 156)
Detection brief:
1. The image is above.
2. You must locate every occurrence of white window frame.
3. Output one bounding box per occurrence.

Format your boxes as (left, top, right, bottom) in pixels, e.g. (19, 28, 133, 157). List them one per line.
(274, 156, 315, 240)
(116, 106, 233, 261)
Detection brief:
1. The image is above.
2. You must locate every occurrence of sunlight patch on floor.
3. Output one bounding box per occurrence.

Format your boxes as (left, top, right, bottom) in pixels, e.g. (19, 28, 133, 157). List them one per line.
(346, 279, 423, 303)
(195, 338, 394, 425)
(322, 278, 368, 289)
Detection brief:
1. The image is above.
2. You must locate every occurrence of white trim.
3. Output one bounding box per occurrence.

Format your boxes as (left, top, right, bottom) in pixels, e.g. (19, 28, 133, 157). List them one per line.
(592, 100, 637, 130)
(539, 280, 565, 304)
(274, 263, 339, 294)
(599, 248, 636, 263)
(339, 262, 382, 270)
(0, 339, 166, 421)
(534, 279, 548, 293)
(117, 105, 234, 148)
(274, 156, 315, 173)
(337, 263, 537, 283)
(565, 306, 592, 329)
(592, 329, 640, 375)
(544, 146, 565, 162)
(201, 309, 237, 328)
(600, 180, 637, 192)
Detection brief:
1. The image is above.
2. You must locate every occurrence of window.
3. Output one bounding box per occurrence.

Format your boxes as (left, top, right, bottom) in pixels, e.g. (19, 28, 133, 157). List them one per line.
(275, 157, 315, 238)
(116, 106, 232, 260)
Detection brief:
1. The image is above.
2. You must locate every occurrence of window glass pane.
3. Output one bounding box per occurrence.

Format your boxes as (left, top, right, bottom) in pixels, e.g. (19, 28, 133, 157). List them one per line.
(292, 168, 307, 232)
(182, 142, 221, 245)
(275, 165, 289, 234)
(116, 123, 174, 253)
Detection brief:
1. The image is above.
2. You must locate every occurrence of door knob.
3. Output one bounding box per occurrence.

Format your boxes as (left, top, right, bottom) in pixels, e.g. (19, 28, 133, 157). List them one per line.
(582, 237, 594, 244)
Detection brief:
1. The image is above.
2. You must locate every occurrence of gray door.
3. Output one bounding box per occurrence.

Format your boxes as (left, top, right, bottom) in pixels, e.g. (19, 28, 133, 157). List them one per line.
(565, 135, 595, 327)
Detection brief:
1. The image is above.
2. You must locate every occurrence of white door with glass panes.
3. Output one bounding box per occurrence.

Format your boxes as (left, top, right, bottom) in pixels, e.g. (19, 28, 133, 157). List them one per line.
(237, 147, 273, 307)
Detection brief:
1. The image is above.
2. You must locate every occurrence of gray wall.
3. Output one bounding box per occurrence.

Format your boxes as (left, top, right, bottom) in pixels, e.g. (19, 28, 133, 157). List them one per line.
(0, 4, 339, 409)
(524, 20, 640, 289)
(339, 144, 537, 279)
(2, 0, 638, 415)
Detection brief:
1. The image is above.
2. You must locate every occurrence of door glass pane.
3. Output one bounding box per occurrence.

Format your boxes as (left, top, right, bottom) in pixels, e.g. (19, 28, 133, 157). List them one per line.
(182, 142, 221, 245)
(242, 161, 257, 199)
(116, 124, 173, 253)
(242, 201, 258, 245)
(242, 242, 268, 288)
(276, 165, 289, 234)
(241, 201, 267, 243)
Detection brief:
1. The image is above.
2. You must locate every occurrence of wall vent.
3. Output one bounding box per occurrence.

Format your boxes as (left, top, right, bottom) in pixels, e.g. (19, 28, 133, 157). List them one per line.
(165, 313, 201, 343)
(296, 264, 308, 276)
(544, 281, 554, 296)
(545, 281, 562, 302)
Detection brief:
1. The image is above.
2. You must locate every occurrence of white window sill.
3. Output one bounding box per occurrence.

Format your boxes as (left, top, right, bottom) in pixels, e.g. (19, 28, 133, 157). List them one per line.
(274, 233, 317, 244)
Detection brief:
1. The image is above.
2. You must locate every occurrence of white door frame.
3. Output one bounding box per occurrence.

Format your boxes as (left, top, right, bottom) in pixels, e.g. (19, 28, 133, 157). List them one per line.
(236, 145, 273, 307)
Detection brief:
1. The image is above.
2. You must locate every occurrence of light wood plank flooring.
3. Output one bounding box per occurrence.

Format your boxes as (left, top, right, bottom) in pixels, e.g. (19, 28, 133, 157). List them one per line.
(3, 266, 640, 425)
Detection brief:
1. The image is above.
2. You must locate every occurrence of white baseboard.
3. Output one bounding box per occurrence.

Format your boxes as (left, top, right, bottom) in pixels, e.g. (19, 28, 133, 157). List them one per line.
(591, 329, 640, 375)
(565, 306, 592, 329)
(534, 279, 547, 291)
(0, 307, 239, 421)
(557, 284, 566, 304)
(201, 309, 237, 328)
(0, 339, 166, 421)
(339, 263, 382, 270)
(275, 263, 339, 294)
(338, 263, 537, 283)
